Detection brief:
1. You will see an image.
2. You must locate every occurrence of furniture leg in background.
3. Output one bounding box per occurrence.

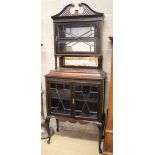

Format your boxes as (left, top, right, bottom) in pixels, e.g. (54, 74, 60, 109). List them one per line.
(103, 37, 113, 155)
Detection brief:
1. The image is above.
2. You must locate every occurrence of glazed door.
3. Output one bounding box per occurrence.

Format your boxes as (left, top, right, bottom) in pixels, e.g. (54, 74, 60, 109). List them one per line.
(56, 22, 98, 54)
(47, 81, 72, 116)
(73, 83, 99, 120)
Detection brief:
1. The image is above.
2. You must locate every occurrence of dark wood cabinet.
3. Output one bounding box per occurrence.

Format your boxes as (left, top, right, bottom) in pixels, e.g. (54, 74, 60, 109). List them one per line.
(46, 72, 105, 120)
(55, 22, 101, 54)
(45, 3, 106, 154)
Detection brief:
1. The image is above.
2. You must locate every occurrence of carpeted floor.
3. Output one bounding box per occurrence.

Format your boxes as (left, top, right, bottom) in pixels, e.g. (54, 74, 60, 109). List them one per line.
(41, 130, 102, 155)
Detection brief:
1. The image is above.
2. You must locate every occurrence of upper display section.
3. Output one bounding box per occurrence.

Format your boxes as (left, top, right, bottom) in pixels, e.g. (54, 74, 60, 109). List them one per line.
(52, 3, 104, 56)
(56, 22, 97, 54)
(51, 3, 104, 20)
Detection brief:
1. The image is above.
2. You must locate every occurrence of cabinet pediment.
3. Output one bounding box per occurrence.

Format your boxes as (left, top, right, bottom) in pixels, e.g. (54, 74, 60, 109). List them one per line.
(52, 3, 104, 19)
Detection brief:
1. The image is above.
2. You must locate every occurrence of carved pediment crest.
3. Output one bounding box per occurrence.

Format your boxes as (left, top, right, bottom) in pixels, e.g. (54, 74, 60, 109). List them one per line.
(52, 3, 103, 19)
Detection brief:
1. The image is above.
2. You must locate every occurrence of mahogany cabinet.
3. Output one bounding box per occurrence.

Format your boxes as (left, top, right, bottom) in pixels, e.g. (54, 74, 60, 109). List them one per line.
(46, 79, 101, 119)
(44, 3, 107, 154)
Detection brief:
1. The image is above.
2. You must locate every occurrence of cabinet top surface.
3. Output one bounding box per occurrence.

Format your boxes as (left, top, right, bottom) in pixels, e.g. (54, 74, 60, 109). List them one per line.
(45, 68, 106, 80)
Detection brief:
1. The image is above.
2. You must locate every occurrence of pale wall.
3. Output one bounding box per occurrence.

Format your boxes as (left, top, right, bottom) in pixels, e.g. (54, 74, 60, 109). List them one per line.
(41, 0, 113, 134)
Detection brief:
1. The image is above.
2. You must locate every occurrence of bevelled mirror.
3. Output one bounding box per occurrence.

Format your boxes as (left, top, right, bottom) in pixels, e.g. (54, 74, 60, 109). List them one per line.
(64, 57, 98, 67)
(60, 57, 100, 68)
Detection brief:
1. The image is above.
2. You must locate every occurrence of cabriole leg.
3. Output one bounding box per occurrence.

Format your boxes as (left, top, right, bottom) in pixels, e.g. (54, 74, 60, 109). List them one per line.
(56, 119, 59, 132)
(97, 124, 103, 154)
(45, 117, 51, 144)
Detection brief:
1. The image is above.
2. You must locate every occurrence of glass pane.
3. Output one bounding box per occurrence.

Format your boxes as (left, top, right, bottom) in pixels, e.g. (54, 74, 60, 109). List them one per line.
(57, 41, 95, 52)
(49, 83, 71, 115)
(66, 42, 94, 52)
(57, 24, 97, 53)
(64, 57, 98, 67)
(51, 98, 71, 115)
(74, 85, 98, 119)
(65, 27, 95, 38)
(58, 25, 95, 39)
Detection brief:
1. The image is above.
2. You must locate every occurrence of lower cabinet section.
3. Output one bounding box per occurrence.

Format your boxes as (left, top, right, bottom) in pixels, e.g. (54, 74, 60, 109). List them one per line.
(46, 78, 103, 120)
(45, 77, 106, 154)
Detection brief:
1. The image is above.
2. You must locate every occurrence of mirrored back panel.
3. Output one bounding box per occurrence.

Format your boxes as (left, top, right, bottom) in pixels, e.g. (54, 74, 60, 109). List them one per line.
(60, 57, 100, 68)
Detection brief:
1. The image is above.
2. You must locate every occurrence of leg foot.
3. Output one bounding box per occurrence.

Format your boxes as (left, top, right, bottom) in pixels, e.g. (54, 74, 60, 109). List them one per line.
(99, 149, 102, 154)
(97, 124, 103, 154)
(45, 117, 51, 144)
(47, 139, 50, 144)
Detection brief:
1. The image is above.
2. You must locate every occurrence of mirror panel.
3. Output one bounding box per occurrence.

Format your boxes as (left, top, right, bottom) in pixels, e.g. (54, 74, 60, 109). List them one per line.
(64, 57, 98, 67)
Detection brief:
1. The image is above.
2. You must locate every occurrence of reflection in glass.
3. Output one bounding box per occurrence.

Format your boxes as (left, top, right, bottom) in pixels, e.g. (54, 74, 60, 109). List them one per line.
(58, 41, 95, 53)
(57, 24, 96, 53)
(66, 42, 94, 52)
(74, 85, 98, 118)
(58, 26, 95, 39)
(65, 27, 95, 38)
(49, 83, 71, 115)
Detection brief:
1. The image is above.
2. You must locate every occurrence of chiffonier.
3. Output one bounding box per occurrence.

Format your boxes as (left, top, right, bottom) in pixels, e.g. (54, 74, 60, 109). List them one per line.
(44, 3, 106, 154)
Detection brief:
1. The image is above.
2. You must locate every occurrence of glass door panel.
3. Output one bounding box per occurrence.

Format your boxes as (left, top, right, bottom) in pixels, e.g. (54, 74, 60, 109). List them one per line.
(57, 41, 95, 53)
(58, 25, 96, 39)
(73, 84, 99, 119)
(56, 23, 97, 53)
(48, 82, 71, 116)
